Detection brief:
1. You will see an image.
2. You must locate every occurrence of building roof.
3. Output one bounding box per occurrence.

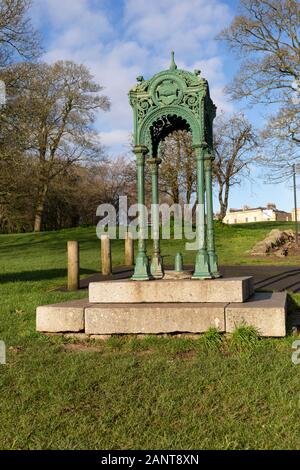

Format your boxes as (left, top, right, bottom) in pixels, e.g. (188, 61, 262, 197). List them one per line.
(227, 207, 290, 214)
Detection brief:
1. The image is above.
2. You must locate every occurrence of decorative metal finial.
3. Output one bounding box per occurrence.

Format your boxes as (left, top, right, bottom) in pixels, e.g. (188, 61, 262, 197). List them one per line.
(136, 75, 144, 83)
(169, 51, 177, 71)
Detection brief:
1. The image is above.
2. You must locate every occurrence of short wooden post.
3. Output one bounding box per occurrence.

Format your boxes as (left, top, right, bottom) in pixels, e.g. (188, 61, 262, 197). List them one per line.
(101, 234, 112, 275)
(125, 232, 134, 266)
(68, 241, 79, 291)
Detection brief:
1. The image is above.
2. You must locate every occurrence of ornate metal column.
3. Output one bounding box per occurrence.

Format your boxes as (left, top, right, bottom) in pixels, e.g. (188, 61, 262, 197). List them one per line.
(149, 157, 163, 278)
(132, 145, 150, 281)
(192, 143, 212, 279)
(129, 52, 221, 282)
(204, 154, 220, 278)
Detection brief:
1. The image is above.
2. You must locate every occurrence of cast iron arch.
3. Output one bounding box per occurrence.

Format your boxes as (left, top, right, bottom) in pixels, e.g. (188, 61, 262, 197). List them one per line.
(149, 114, 191, 158)
(139, 106, 202, 147)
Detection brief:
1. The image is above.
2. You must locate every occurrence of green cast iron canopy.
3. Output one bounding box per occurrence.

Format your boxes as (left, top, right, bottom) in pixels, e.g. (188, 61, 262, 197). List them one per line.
(129, 52, 216, 151)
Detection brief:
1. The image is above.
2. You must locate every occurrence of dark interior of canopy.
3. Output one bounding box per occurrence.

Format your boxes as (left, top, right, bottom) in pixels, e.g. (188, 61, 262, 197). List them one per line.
(150, 114, 191, 157)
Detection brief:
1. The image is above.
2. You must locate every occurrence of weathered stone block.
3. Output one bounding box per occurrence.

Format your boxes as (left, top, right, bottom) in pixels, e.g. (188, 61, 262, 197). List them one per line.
(225, 292, 287, 337)
(36, 299, 88, 333)
(85, 303, 226, 335)
(89, 277, 254, 304)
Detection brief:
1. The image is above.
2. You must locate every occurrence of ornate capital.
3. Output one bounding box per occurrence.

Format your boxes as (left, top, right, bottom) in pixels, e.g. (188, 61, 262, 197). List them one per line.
(133, 145, 148, 156)
(193, 141, 208, 150)
(148, 158, 162, 166)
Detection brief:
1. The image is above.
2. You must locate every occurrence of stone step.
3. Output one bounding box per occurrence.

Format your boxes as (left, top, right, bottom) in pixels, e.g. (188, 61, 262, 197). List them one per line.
(89, 277, 254, 304)
(225, 292, 287, 337)
(85, 302, 226, 335)
(36, 291, 287, 337)
(37, 299, 89, 333)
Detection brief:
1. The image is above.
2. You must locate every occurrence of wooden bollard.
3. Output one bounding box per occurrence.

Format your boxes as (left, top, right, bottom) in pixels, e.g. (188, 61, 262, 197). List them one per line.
(125, 232, 134, 266)
(101, 234, 112, 275)
(68, 241, 79, 291)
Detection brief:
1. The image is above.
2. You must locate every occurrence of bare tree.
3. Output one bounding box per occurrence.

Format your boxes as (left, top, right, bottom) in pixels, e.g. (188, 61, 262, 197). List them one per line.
(0, 155, 137, 233)
(42, 158, 135, 230)
(159, 130, 196, 204)
(213, 113, 258, 220)
(0, 0, 40, 170)
(0, 0, 40, 67)
(2, 60, 110, 232)
(148, 118, 257, 219)
(219, 0, 300, 148)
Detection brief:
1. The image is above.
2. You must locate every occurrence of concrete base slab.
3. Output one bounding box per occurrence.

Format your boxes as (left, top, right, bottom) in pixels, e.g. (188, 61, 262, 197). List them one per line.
(36, 299, 89, 333)
(36, 291, 287, 338)
(85, 303, 226, 335)
(225, 292, 287, 337)
(89, 277, 254, 304)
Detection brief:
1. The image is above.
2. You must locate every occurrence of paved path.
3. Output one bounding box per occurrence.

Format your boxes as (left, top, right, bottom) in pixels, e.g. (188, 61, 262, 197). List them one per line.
(80, 265, 300, 293)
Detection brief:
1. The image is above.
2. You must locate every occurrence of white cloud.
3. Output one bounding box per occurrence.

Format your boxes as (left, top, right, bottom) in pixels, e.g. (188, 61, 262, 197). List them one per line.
(101, 129, 131, 148)
(124, 0, 231, 56)
(191, 57, 234, 113)
(32, 0, 111, 36)
(30, 0, 234, 153)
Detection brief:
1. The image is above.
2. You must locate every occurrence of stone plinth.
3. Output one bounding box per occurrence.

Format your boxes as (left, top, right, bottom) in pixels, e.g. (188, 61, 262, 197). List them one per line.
(225, 292, 287, 337)
(36, 278, 288, 337)
(85, 303, 226, 335)
(36, 299, 88, 333)
(36, 291, 287, 337)
(89, 277, 254, 304)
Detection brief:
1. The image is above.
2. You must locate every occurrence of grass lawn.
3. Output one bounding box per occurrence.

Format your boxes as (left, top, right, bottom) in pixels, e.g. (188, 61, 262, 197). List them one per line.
(1, 221, 300, 450)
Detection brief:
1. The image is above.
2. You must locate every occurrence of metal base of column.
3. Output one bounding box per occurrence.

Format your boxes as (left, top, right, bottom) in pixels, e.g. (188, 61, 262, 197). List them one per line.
(192, 250, 213, 280)
(208, 251, 221, 278)
(131, 253, 150, 281)
(150, 254, 164, 279)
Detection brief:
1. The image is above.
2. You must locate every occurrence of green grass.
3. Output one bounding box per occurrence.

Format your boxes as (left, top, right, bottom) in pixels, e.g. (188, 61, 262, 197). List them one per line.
(1, 221, 300, 450)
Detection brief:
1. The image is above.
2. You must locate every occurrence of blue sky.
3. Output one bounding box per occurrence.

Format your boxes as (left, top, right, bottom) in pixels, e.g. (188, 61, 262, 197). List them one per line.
(29, 0, 297, 212)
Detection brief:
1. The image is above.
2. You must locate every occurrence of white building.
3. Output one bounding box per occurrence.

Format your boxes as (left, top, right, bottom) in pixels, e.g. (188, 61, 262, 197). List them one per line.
(223, 203, 291, 224)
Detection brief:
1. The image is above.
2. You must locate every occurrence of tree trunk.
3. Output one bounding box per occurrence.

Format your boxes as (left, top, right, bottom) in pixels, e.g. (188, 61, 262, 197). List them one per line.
(186, 189, 191, 205)
(218, 204, 226, 221)
(34, 183, 48, 232)
(223, 183, 230, 218)
(172, 185, 180, 204)
(185, 170, 193, 204)
(185, 159, 194, 205)
(218, 182, 230, 221)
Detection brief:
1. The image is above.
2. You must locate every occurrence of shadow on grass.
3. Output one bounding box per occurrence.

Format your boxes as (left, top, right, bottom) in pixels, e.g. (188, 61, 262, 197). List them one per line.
(0, 268, 95, 284)
(286, 294, 300, 335)
(235, 222, 294, 230)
